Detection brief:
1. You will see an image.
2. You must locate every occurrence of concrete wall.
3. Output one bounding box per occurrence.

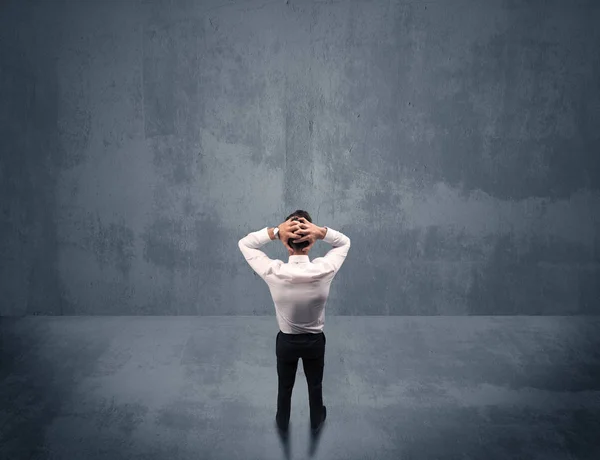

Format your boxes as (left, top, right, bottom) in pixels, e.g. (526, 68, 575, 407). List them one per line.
(1, 0, 598, 316)
(1, 1, 65, 315)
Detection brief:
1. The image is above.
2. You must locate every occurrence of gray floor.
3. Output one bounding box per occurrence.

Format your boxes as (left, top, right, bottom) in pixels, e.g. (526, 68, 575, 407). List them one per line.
(1, 317, 600, 460)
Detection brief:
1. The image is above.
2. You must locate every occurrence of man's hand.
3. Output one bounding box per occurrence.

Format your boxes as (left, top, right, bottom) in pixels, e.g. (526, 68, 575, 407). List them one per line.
(289, 217, 324, 254)
(278, 219, 303, 255)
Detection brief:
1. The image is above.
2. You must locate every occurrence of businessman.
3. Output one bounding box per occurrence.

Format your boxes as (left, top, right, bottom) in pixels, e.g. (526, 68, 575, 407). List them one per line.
(238, 210, 351, 442)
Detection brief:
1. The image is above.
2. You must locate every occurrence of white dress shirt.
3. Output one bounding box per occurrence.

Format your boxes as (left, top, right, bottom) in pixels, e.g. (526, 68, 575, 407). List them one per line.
(238, 226, 351, 334)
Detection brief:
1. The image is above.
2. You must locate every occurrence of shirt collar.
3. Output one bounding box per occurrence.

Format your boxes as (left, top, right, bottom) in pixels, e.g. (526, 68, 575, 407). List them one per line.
(288, 255, 310, 264)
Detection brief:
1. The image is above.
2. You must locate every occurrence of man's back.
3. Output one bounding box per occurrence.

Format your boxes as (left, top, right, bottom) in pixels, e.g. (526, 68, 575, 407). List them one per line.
(264, 227, 351, 334)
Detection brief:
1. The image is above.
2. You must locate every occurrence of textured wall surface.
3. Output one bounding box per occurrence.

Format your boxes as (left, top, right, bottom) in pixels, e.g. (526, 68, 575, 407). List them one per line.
(1, 0, 599, 316)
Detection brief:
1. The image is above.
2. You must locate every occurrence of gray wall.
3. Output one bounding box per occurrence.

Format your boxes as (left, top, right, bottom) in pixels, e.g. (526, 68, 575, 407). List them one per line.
(1, 0, 599, 316)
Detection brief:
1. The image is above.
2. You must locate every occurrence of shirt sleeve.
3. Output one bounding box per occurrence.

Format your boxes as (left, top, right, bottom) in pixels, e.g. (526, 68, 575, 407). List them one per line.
(313, 227, 351, 275)
(238, 227, 280, 280)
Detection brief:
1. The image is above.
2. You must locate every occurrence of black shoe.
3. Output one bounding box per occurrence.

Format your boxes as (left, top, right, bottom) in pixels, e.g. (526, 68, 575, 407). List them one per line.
(275, 419, 289, 439)
(275, 419, 291, 459)
(311, 406, 326, 435)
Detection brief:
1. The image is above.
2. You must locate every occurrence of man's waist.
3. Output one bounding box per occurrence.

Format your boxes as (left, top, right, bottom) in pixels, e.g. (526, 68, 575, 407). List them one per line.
(279, 331, 323, 336)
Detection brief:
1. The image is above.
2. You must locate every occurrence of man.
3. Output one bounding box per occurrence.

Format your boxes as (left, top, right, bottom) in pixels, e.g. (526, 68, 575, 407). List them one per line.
(238, 210, 351, 443)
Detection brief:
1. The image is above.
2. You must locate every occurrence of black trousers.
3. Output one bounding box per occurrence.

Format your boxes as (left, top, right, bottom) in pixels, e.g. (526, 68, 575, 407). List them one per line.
(275, 330, 326, 430)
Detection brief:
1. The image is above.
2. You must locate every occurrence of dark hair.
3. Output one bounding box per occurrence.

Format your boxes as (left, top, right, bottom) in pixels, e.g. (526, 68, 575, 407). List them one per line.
(284, 209, 312, 251)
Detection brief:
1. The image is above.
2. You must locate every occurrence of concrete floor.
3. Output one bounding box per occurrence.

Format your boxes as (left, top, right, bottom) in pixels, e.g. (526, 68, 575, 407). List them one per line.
(1, 317, 600, 460)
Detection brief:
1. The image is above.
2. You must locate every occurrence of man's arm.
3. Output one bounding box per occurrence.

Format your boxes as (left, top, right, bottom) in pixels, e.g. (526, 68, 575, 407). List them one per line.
(314, 226, 351, 274)
(238, 227, 280, 279)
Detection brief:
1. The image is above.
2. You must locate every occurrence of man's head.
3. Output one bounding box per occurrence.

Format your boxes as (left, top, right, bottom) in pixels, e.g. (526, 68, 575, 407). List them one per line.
(284, 209, 312, 253)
